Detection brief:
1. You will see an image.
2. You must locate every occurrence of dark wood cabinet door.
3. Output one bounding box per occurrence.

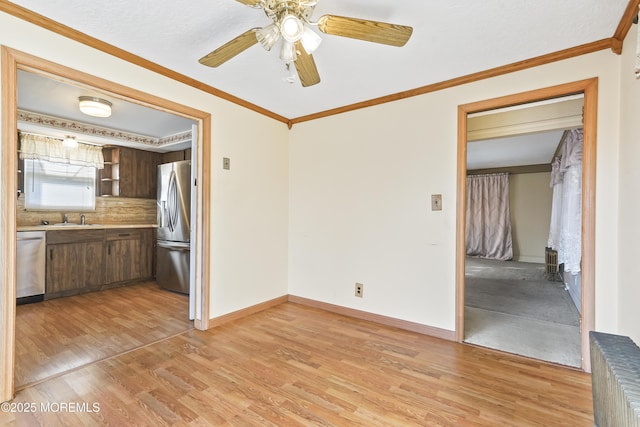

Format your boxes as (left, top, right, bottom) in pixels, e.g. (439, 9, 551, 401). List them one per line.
(135, 150, 160, 199)
(46, 241, 105, 293)
(105, 229, 153, 284)
(117, 147, 160, 199)
(118, 147, 136, 198)
(83, 241, 106, 287)
(46, 244, 83, 293)
(106, 238, 141, 283)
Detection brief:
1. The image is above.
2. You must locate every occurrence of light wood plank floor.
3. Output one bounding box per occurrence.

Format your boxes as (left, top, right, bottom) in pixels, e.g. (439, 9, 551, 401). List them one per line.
(3, 302, 593, 426)
(14, 282, 192, 389)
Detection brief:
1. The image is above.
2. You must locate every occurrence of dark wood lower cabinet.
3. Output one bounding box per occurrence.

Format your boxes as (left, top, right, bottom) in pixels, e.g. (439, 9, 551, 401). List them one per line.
(46, 230, 105, 296)
(45, 228, 154, 299)
(105, 228, 154, 283)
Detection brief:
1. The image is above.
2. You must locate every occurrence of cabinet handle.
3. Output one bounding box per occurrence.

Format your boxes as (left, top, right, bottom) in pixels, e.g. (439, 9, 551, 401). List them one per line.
(118, 233, 131, 237)
(108, 243, 111, 255)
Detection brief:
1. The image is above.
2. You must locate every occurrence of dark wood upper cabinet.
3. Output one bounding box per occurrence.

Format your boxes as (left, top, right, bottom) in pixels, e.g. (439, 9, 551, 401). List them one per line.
(135, 149, 161, 199)
(116, 147, 161, 199)
(161, 148, 191, 164)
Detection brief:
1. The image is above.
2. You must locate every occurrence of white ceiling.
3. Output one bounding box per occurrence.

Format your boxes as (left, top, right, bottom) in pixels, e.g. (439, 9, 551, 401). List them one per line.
(466, 95, 584, 169)
(7, 0, 629, 120)
(467, 131, 564, 170)
(17, 71, 195, 139)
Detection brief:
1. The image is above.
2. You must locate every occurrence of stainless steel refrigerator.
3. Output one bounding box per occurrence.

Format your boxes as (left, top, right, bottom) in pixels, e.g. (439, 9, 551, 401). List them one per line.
(156, 160, 191, 294)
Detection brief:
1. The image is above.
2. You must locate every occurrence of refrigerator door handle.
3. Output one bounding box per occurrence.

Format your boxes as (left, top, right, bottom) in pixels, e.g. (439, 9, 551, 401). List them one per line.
(158, 200, 167, 228)
(157, 241, 190, 251)
(167, 171, 178, 232)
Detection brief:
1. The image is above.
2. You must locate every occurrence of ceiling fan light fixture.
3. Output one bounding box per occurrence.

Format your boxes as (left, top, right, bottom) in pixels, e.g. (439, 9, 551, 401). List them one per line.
(280, 14, 304, 42)
(256, 23, 280, 50)
(280, 39, 297, 62)
(78, 96, 112, 118)
(300, 26, 322, 54)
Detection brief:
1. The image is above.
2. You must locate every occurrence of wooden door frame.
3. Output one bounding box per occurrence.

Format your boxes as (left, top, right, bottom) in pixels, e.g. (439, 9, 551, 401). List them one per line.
(455, 78, 598, 372)
(1, 46, 212, 402)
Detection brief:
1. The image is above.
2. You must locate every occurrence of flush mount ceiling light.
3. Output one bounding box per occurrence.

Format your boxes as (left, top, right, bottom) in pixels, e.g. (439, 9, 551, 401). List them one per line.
(78, 96, 112, 118)
(199, 0, 412, 87)
(62, 135, 78, 149)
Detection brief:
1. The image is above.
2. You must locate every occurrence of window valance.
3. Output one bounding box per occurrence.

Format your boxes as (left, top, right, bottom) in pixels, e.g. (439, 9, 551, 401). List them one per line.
(19, 133, 104, 169)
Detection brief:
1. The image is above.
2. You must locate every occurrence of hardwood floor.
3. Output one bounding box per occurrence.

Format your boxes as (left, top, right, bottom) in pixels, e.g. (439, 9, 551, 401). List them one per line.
(3, 302, 593, 426)
(14, 282, 192, 389)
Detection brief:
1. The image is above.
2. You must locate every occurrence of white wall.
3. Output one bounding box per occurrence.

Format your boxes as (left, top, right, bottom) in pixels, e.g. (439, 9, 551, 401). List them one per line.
(510, 172, 552, 264)
(2, 9, 637, 344)
(617, 25, 640, 345)
(289, 50, 623, 334)
(0, 12, 290, 319)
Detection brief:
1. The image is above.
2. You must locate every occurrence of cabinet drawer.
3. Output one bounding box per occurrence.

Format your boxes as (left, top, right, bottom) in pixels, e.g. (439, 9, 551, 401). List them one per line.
(47, 229, 105, 244)
(106, 229, 142, 241)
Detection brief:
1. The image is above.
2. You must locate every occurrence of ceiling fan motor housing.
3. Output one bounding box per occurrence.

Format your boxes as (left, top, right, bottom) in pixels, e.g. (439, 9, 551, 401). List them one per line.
(263, 0, 316, 27)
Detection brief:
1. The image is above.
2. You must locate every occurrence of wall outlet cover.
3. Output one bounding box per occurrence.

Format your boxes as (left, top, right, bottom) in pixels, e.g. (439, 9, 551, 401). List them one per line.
(355, 283, 363, 298)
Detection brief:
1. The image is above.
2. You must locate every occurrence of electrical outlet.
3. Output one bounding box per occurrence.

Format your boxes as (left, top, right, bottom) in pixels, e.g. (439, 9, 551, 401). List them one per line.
(431, 194, 442, 211)
(355, 283, 364, 298)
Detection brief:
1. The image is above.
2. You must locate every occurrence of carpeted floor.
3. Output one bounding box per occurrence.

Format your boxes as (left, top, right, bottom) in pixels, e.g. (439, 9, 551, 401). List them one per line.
(465, 277, 580, 326)
(464, 257, 581, 367)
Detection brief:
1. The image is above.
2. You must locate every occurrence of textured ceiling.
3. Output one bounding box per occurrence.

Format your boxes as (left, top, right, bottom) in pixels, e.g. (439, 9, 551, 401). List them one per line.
(6, 0, 629, 119)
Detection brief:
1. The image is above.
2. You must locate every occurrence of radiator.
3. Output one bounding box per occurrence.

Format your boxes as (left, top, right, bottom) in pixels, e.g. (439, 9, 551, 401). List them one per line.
(545, 247, 560, 281)
(589, 331, 640, 427)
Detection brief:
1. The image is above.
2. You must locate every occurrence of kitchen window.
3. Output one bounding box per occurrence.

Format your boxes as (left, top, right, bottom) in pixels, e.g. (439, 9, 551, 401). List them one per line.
(19, 132, 104, 211)
(23, 159, 97, 211)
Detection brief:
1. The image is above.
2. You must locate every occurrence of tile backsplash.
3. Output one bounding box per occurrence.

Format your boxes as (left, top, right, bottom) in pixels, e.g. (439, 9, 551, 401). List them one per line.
(17, 196, 157, 226)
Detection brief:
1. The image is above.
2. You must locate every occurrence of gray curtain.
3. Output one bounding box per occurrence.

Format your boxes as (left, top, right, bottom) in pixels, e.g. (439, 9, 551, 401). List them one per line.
(466, 173, 513, 260)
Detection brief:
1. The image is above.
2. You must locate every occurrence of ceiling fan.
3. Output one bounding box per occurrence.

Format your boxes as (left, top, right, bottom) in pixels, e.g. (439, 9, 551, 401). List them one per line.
(199, 0, 413, 87)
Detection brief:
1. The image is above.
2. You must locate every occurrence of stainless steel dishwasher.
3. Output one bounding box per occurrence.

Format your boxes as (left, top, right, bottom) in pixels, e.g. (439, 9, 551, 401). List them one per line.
(16, 231, 46, 304)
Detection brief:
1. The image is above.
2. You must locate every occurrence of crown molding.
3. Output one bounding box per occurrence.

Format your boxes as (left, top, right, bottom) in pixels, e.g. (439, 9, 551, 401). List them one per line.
(611, 0, 640, 54)
(0, 1, 289, 125)
(2, 1, 635, 127)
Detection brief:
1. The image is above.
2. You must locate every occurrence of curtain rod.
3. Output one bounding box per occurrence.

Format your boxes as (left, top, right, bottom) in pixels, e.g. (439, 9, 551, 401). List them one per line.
(18, 130, 101, 147)
(18, 129, 64, 140)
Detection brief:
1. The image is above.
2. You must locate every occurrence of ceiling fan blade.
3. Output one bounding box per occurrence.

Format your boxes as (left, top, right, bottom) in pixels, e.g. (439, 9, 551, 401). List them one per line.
(317, 15, 413, 47)
(199, 29, 258, 68)
(294, 42, 320, 87)
(235, 0, 262, 6)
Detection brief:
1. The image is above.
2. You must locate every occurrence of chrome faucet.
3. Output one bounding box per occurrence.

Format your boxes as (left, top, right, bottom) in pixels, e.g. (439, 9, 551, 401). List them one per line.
(62, 214, 68, 224)
(80, 214, 86, 225)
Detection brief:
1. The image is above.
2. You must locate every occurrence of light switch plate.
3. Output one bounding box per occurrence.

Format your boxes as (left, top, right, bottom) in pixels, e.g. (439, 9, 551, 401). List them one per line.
(223, 157, 230, 170)
(431, 194, 442, 211)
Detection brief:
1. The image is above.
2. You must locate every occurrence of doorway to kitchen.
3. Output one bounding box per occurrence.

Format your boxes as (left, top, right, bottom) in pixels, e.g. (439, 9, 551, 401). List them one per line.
(455, 79, 597, 371)
(1, 46, 212, 399)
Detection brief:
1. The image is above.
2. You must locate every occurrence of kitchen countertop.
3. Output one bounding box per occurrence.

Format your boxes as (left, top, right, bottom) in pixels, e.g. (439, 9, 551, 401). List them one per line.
(17, 224, 157, 232)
